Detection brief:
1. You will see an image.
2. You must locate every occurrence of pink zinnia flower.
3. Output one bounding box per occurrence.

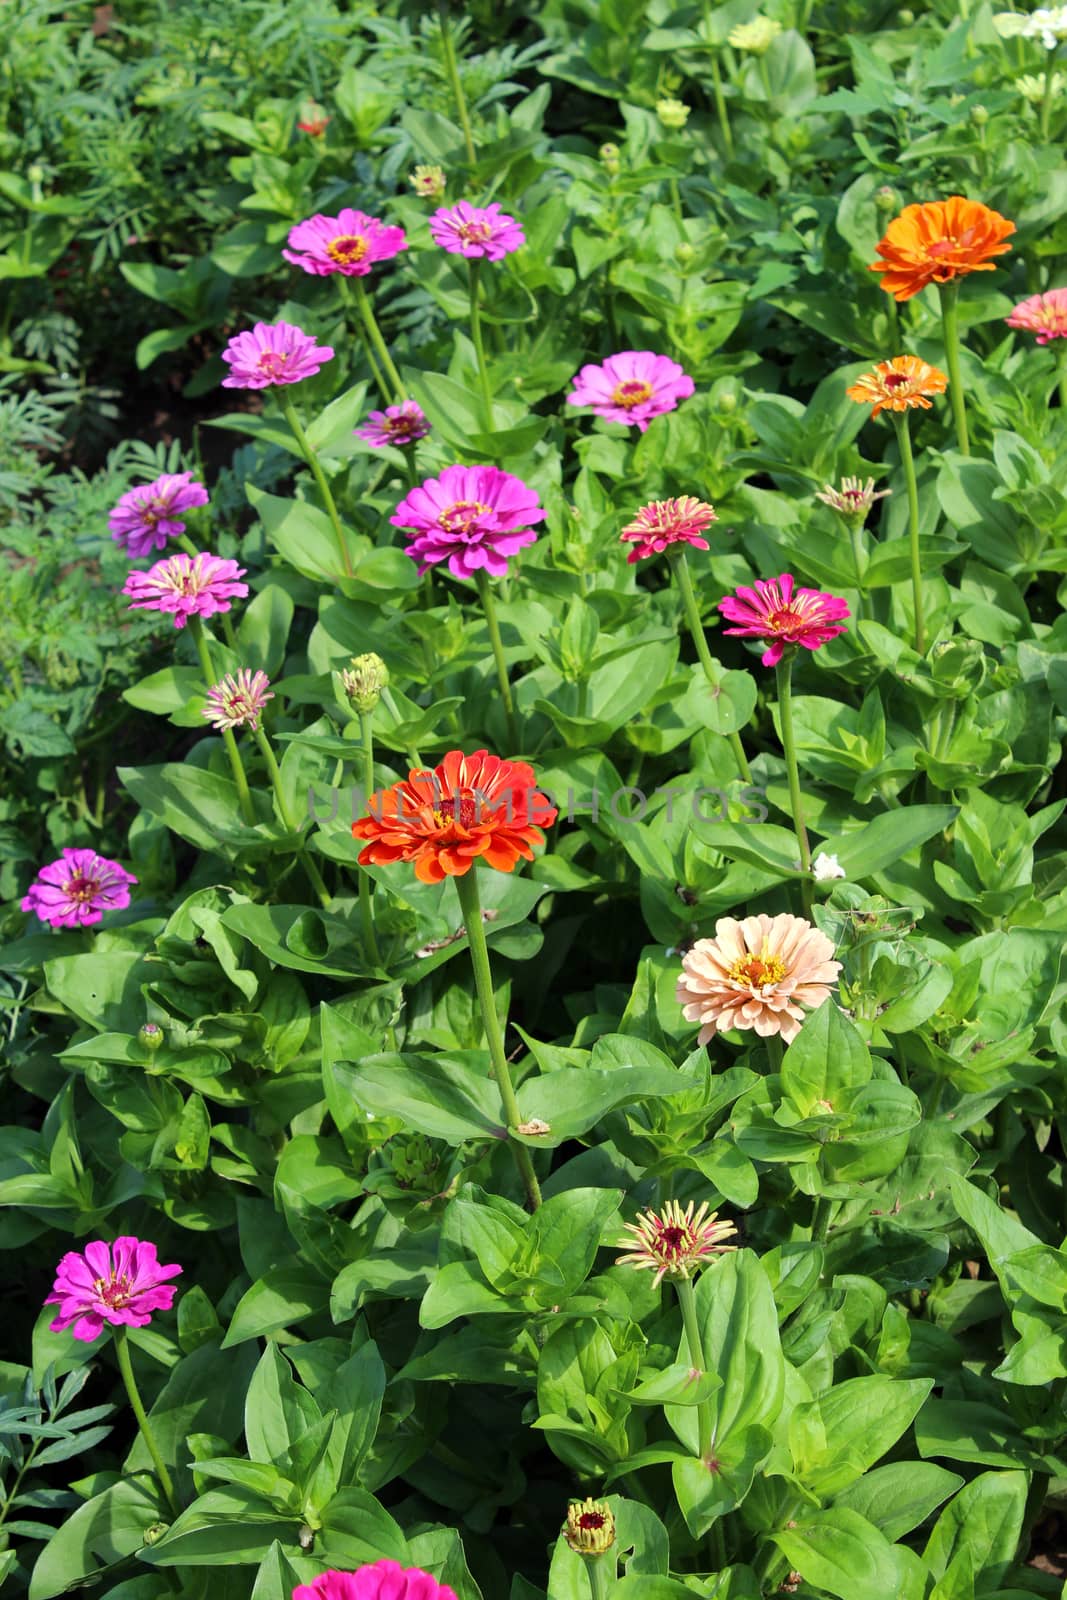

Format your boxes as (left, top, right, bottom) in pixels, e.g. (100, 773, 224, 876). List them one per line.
(108, 472, 209, 560)
(283, 208, 407, 278)
(356, 400, 430, 448)
(616, 1200, 737, 1287)
(718, 574, 850, 667)
(297, 100, 330, 137)
(390, 464, 546, 580)
(1005, 286, 1067, 345)
(620, 496, 717, 563)
(293, 1561, 458, 1600)
(21, 847, 137, 929)
(220, 322, 334, 389)
(123, 551, 248, 630)
(677, 913, 842, 1045)
(567, 351, 694, 432)
(45, 1237, 182, 1342)
(429, 201, 525, 261)
(202, 669, 274, 732)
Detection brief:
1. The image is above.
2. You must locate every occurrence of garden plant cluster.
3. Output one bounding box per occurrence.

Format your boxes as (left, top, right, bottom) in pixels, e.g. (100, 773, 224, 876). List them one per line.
(3, 0, 1067, 1597)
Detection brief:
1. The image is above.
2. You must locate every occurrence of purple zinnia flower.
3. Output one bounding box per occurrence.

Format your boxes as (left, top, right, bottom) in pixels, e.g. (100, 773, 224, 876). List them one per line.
(391, 464, 545, 580)
(202, 669, 274, 732)
(355, 400, 430, 448)
(220, 321, 334, 389)
(122, 551, 248, 630)
(567, 350, 695, 432)
(108, 472, 209, 560)
(293, 1562, 458, 1600)
(429, 201, 525, 261)
(21, 847, 137, 929)
(282, 208, 408, 277)
(45, 1238, 182, 1343)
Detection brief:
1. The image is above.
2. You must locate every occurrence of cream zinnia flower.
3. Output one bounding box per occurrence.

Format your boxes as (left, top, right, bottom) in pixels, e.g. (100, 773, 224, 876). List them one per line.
(676, 913, 841, 1044)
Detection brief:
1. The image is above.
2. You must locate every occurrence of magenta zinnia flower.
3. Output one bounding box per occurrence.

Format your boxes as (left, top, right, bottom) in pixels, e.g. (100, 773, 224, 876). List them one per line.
(1005, 286, 1067, 345)
(620, 496, 717, 563)
(293, 1561, 458, 1600)
(123, 551, 248, 630)
(45, 1238, 182, 1343)
(21, 848, 137, 929)
(429, 201, 525, 261)
(283, 208, 407, 277)
(220, 322, 334, 389)
(718, 574, 850, 667)
(567, 351, 695, 432)
(356, 400, 430, 448)
(391, 464, 546, 580)
(202, 669, 274, 732)
(109, 472, 209, 560)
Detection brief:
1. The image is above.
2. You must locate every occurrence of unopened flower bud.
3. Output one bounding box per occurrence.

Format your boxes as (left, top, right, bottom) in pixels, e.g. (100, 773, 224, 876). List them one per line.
(971, 103, 989, 126)
(875, 185, 899, 213)
(656, 97, 690, 129)
(1019, 69, 1066, 103)
(564, 1498, 616, 1556)
(728, 16, 782, 53)
(717, 390, 738, 414)
(898, 7, 915, 22)
(410, 164, 446, 200)
(339, 653, 389, 715)
(599, 142, 621, 175)
(139, 1023, 164, 1052)
(675, 241, 696, 266)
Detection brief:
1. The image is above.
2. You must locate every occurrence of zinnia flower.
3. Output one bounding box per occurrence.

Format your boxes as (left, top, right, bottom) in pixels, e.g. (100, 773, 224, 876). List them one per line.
(123, 551, 248, 630)
(297, 99, 329, 136)
(812, 852, 846, 881)
(293, 1562, 458, 1600)
(1018, 69, 1067, 101)
(109, 472, 209, 560)
(845, 355, 948, 419)
(656, 97, 690, 128)
(869, 196, 1015, 302)
(564, 1500, 617, 1556)
(283, 209, 407, 277)
(616, 1200, 737, 1287)
(1005, 286, 1067, 344)
(429, 201, 524, 261)
(718, 574, 850, 667)
(677, 913, 842, 1044)
(815, 476, 891, 520)
(567, 351, 695, 432)
(46, 1238, 182, 1342)
(202, 669, 274, 732)
(728, 16, 782, 51)
(353, 748, 557, 884)
(390, 464, 546, 580)
(994, 6, 1067, 46)
(620, 496, 717, 563)
(410, 164, 446, 199)
(21, 848, 137, 928)
(356, 400, 430, 448)
(220, 322, 334, 389)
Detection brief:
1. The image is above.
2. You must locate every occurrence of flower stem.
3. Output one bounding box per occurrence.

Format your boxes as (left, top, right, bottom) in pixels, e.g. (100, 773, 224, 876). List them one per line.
(892, 411, 926, 654)
(937, 280, 970, 456)
(674, 1274, 714, 1462)
(765, 1034, 784, 1073)
(252, 725, 333, 910)
(352, 279, 406, 405)
(338, 278, 390, 405)
(670, 548, 752, 783)
(708, 54, 734, 154)
(1058, 343, 1067, 412)
(468, 261, 495, 434)
(586, 1557, 612, 1600)
(475, 568, 520, 753)
(810, 1194, 833, 1242)
(774, 651, 811, 876)
(278, 391, 354, 578)
(438, 1, 477, 165)
(112, 1326, 180, 1517)
(1039, 53, 1057, 142)
(189, 617, 256, 826)
(357, 712, 382, 966)
(454, 867, 542, 1211)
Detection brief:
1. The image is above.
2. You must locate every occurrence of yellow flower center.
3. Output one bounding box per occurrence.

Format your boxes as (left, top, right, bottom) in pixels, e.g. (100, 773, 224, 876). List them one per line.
(256, 350, 290, 379)
(326, 234, 369, 265)
(729, 948, 788, 988)
(95, 1273, 132, 1308)
(439, 499, 490, 534)
(458, 219, 493, 244)
(64, 872, 100, 904)
(768, 605, 805, 634)
(612, 379, 654, 409)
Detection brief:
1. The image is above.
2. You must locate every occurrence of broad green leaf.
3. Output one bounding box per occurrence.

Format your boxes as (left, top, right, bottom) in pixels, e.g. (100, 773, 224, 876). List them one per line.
(781, 1003, 871, 1116)
(774, 1509, 906, 1600)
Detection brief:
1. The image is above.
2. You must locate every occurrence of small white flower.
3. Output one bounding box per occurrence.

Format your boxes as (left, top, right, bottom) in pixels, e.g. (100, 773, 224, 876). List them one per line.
(813, 852, 847, 882)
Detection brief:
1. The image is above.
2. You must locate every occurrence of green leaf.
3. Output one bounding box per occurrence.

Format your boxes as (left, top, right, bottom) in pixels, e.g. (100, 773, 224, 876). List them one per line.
(247, 484, 352, 582)
(774, 1508, 906, 1600)
(222, 1267, 331, 1350)
(818, 805, 957, 880)
(780, 1003, 872, 1116)
(138, 1485, 297, 1565)
(923, 1469, 1028, 1589)
(789, 1376, 933, 1495)
(29, 1478, 164, 1598)
(832, 1462, 963, 1541)
(244, 1345, 322, 1467)
(328, 1053, 504, 1145)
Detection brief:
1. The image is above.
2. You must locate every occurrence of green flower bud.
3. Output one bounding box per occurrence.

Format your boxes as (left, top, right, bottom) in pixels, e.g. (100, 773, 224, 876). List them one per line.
(675, 241, 696, 266)
(339, 653, 389, 714)
(875, 184, 900, 213)
(970, 103, 989, 126)
(598, 142, 621, 175)
(898, 7, 915, 22)
(565, 1498, 616, 1555)
(139, 1023, 164, 1052)
(656, 97, 690, 129)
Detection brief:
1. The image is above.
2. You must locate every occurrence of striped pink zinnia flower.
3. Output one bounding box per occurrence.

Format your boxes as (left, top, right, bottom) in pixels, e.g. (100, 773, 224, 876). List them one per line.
(1005, 286, 1067, 345)
(123, 551, 248, 629)
(718, 574, 849, 667)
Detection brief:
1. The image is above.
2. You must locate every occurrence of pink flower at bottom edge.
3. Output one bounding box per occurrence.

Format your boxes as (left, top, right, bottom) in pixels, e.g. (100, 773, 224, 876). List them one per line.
(292, 1559, 459, 1600)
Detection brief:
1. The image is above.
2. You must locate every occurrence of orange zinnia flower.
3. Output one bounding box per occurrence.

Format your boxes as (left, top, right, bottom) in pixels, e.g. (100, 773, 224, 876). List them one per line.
(352, 749, 557, 884)
(869, 196, 1015, 302)
(845, 355, 948, 419)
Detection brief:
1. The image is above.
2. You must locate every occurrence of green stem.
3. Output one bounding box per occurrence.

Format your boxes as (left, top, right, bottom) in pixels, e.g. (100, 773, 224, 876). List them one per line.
(352, 279, 406, 405)
(338, 278, 390, 405)
(357, 712, 382, 965)
(758, 54, 773, 106)
(278, 391, 353, 578)
(710, 1519, 727, 1571)
(709, 54, 735, 155)
(438, 1, 477, 165)
(670, 548, 752, 782)
(937, 280, 970, 456)
(810, 1195, 833, 1243)
(252, 726, 332, 910)
(475, 568, 520, 752)
(189, 618, 255, 825)
(586, 1557, 612, 1600)
(675, 1274, 714, 1462)
(892, 411, 926, 654)
(1058, 343, 1067, 412)
(849, 518, 868, 607)
(775, 651, 811, 875)
(112, 1326, 180, 1517)
(454, 868, 542, 1210)
(1039, 53, 1057, 141)
(468, 260, 495, 434)
(765, 1034, 784, 1073)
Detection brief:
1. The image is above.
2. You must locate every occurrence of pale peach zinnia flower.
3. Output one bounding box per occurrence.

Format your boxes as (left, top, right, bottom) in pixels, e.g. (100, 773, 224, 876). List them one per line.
(676, 913, 842, 1044)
